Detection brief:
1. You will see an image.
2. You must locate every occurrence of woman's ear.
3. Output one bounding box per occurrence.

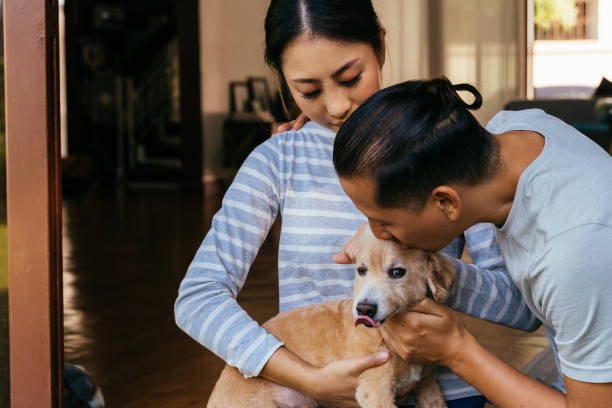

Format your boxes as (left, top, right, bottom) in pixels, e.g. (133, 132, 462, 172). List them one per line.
(426, 252, 455, 303)
(431, 186, 462, 221)
(377, 30, 387, 67)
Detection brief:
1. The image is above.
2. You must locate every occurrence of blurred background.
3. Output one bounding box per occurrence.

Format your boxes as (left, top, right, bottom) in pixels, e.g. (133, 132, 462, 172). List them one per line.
(0, 0, 611, 406)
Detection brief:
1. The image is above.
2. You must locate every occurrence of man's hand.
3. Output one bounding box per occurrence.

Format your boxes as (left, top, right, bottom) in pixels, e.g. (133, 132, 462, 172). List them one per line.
(272, 113, 310, 135)
(378, 298, 470, 367)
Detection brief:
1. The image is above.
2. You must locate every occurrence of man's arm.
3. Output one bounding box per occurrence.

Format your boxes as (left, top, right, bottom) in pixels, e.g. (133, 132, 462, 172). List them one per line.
(378, 299, 612, 408)
(450, 329, 612, 408)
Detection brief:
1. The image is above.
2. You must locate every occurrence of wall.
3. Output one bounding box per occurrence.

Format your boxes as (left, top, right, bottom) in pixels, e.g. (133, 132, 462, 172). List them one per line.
(430, 0, 523, 124)
(199, 0, 273, 179)
(373, 0, 428, 87)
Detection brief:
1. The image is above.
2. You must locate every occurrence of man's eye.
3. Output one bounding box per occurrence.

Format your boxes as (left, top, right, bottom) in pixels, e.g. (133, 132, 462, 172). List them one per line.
(388, 267, 406, 279)
(357, 266, 367, 276)
(301, 90, 321, 99)
(341, 74, 361, 87)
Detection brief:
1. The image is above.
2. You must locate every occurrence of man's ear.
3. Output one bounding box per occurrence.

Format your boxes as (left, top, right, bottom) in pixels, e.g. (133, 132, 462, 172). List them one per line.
(426, 252, 455, 303)
(342, 223, 369, 262)
(431, 186, 462, 221)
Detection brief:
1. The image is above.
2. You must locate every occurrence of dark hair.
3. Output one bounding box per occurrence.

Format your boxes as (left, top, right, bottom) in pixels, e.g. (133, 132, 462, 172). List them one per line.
(333, 77, 500, 211)
(264, 0, 385, 117)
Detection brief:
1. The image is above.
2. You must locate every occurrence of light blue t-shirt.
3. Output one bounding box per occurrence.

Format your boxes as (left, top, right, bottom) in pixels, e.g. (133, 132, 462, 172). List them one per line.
(488, 109, 612, 385)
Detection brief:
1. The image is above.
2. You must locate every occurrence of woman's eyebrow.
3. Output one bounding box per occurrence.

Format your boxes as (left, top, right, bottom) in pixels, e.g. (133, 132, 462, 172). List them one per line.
(331, 58, 359, 78)
(291, 58, 360, 84)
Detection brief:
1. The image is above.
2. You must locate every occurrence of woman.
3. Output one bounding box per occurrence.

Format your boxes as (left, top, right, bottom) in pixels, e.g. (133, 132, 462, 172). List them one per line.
(174, 2, 538, 407)
(333, 77, 612, 407)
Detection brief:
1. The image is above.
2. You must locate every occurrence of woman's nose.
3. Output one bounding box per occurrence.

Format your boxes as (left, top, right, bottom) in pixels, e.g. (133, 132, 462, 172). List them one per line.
(326, 91, 351, 119)
(369, 221, 393, 240)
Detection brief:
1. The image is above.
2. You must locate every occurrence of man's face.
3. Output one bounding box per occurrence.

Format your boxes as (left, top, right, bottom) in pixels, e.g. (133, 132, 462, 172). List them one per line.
(339, 176, 461, 252)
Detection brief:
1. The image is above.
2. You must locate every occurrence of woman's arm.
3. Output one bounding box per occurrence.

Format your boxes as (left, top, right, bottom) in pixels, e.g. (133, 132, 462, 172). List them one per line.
(175, 138, 387, 404)
(174, 140, 285, 377)
(446, 223, 540, 331)
(379, 299, 612, 408)
(260, 346, 390, 408)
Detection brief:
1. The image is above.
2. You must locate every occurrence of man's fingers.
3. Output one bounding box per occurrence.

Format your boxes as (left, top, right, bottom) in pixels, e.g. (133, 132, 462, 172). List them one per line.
(348, 351, 389, 375)
(277, 121, 295, 133)
(293, 113, 310, 130)
(332, 252, 353, 264)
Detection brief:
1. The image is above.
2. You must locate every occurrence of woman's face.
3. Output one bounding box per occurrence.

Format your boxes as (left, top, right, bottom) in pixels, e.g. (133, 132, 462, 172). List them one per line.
(281, 35, 383, 132)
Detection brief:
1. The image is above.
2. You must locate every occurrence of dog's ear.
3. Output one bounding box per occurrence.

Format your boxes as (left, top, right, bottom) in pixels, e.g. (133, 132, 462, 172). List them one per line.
(342, 223, 369, 262)
(426, 252, 455, 303)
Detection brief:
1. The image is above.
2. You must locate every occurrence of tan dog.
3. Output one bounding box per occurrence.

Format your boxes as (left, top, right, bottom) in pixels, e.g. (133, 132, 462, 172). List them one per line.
(208, 223, 455, 408)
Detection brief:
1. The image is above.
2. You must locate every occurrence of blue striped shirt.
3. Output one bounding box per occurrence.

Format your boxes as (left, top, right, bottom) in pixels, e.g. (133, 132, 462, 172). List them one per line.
(174, 121, 540, 401)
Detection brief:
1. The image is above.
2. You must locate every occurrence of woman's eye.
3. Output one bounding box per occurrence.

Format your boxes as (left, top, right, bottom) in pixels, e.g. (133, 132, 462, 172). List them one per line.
(341, 74, 361, 87)
(301, 90, 321, 99)
(388, 268, 406, 279)
(357, 266, 367, 276)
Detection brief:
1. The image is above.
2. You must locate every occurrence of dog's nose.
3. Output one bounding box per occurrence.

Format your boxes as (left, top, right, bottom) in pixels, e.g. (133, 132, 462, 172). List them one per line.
(356, 302, 377, 318)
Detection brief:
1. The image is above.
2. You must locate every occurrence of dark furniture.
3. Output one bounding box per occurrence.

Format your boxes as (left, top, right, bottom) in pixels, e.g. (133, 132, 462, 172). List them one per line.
(504, 98, 612, 153)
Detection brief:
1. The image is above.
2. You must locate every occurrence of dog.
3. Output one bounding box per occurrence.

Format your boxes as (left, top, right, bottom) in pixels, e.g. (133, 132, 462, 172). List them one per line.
(208, 223, 455, 407)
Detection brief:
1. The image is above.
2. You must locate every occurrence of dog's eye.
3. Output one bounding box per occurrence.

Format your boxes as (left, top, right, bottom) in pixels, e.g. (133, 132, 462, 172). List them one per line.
(388, 267, 406, 279)
(357, 266, 367, 276)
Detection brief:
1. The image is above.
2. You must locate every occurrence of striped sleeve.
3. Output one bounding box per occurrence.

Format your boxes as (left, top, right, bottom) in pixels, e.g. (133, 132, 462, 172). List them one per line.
(445, 223, 541, 332)
(174, 139, 284, 378)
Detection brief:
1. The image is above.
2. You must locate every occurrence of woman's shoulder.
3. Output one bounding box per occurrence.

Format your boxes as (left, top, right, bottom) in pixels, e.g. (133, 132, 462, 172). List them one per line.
(272, 121, 336, 145)
(242, 121, 335, 169)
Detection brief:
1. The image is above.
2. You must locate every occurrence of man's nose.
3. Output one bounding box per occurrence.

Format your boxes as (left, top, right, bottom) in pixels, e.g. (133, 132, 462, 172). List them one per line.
(369, 221, 393, 240)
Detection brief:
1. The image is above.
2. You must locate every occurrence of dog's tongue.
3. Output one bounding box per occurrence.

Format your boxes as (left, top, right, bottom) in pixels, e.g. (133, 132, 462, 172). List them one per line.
(354, 315, 381, 328)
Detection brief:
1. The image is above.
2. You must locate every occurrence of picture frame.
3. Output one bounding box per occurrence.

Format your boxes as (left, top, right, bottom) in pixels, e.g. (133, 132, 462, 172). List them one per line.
(229, 81, 251, 114)
(247, 77, 272, 114)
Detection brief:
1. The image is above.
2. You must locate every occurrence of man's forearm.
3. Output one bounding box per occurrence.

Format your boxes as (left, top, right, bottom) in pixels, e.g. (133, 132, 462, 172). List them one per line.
(449, 335, 567, 408)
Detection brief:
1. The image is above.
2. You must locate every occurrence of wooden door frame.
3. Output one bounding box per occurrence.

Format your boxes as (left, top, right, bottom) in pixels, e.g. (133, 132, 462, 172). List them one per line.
(4, 0, 64, 407)
(519, 0, 535, 98)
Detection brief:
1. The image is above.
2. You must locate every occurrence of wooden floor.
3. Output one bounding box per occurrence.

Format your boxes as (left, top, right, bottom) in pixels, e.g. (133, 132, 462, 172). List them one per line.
(62, 187, 548, 407)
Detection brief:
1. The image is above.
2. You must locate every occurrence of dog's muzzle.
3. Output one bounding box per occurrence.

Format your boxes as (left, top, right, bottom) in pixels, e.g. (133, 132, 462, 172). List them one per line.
(354, 302, 382, 328)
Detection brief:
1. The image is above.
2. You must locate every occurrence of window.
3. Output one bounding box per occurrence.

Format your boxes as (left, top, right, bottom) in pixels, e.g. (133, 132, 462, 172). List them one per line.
(535, 0, 598, 40)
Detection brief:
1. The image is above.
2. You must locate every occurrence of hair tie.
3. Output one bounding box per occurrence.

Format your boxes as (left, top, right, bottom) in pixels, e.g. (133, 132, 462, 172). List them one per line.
(452, 83, 482, 110)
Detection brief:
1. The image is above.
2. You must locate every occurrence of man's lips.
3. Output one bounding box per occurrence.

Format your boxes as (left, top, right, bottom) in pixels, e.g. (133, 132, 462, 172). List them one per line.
(354, 315, 383, 328)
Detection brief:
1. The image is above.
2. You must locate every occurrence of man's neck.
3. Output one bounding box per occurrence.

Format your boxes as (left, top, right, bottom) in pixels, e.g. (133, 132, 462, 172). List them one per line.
(460, 130, 545, 229)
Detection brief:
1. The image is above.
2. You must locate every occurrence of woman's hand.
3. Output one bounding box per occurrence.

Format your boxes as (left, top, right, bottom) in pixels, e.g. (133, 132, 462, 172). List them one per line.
(272, 113, 310, 135)
(378, 298, 472, 368)
(309, 352, 390, 407)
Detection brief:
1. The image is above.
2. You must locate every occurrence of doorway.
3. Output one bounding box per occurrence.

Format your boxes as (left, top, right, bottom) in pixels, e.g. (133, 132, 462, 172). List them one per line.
(63, 0, 202, 190)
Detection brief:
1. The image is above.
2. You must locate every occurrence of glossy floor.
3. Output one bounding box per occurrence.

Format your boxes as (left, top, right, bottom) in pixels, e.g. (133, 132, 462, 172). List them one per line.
(62, 188, 548, 407)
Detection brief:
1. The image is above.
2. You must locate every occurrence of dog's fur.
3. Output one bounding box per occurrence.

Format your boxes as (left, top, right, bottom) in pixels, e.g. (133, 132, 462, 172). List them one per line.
(208, 224, 455, 408)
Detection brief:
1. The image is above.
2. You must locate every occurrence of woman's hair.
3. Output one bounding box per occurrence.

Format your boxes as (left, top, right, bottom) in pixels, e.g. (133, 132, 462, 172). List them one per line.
(333, 77, 500, 211)
(264, 0, 385, 118)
